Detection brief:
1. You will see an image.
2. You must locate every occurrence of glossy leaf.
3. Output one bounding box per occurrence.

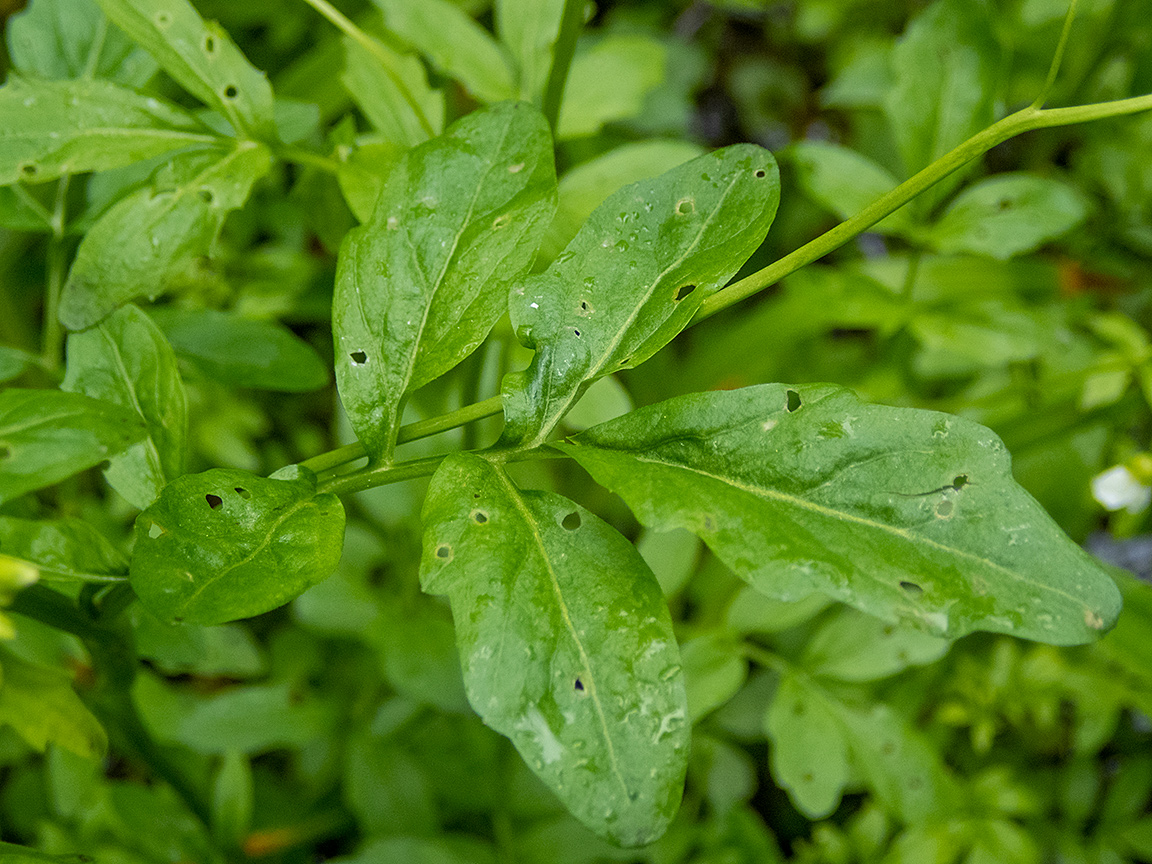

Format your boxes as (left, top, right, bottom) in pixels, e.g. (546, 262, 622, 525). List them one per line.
(6, 0, 158, 85)
(420, 453, 688, 846)
(130, 466, 346, 625)
(0, 646, 107, 759)
(557, 36, 667, 140)
(0, 516, 128, 582)
(93, 0, 276, 139)
(495, 0, 564, 102)
(558, 383, 1123, 645)
(149, 307, 328, 392)
(884, 0, 998, 205)
(372, 0, 516, 104)
(788, 141, 912, 234)
(0, 389, 145, 504)
(334, 101, 556, 461)
(59, 142, 271, 331)
(340, 37, 442, 149)
(766, 670, 955, 821)
(62, 304, 187, 508)
(503, 145, 779, 449)
(923, 173, 1089, 259)
(0, 76, 215, 186)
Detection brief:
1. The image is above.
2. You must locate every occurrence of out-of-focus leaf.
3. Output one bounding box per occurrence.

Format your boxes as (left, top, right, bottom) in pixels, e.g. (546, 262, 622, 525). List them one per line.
(340, 36, 443, 149)
(421, 453, 688, 846)
(502, 145, 779, 449)
(0, 389, 145, 504)
(0, 645, 107, 759)
(63, 304, 187, 508)
(923, 173, 1089, 259)
(0, 77, 214, 186)
(559, 383, 1122, 644)
(372, 0, 516, 103)
(6, 0, 158, 85)
(211, 750, 253, 846)
(59, 142, 271, 331)
(149, 307, 328, 392)
(0, 517, 127, 583)
(334, 101, 555, 461)
(0, 556, 38, 640)
(94, 0, 276, 139)
(558, 35, 667, 140)
(801, 606, 951, 681)
(130, 466, 346, 624)
(0, 347, 40, 383)
(788, 141, 912, 233)
(680, 632, 747, 722)
(495, 0, 564, 103)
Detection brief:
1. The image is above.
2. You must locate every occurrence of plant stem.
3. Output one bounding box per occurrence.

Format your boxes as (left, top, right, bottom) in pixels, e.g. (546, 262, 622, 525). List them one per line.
(300, 0, 436, 139)
(1033, 0, 1081, 109)
(41, 176, 71, 373)
(274, 145, 344, 175)
(542, 0, 586, 131)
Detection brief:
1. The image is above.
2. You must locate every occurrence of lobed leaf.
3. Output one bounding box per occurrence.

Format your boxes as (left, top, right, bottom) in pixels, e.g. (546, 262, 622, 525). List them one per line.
(334, 101, 556, 462)
(0, 389, 145, 504)
(130, 466, 345, 625)
(59, 142, 271, 331)
(0, 76, 216, 186)
(63, 304, 187, 509)
(93, 0, 276, 139)
(558, 383, 1122, 645)
(372, 0, 517, 104)
(0, 516, 128, 582)
(6, 0, 157, 85)
(420, 453, 689, 847)
(502, 144, 779, 449)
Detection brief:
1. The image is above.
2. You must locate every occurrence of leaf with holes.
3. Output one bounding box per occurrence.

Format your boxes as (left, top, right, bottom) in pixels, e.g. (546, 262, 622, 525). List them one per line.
(766, 669, 955, 821)
(420, 453, 688, 846)
(556, 383, 1122, 645)
(130, 466, 346, 625)
(93, 0, 276, 139)
(501, 144, 779, 449)
(334, 101, 555, 462)
(0, 77, 215, 185)
(6, 0, 158, 85)
(0, 516, 128, 583)
(58, 142, 270, 331)
(62, 304, 187, 509)
(0, 389, 145, 505)
(922, 173, 1089, 259)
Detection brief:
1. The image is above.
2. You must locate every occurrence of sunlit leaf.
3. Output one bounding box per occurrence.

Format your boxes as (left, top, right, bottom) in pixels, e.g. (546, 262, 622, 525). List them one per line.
(0, 645, 107, 759)
(0, 517, 127, 583)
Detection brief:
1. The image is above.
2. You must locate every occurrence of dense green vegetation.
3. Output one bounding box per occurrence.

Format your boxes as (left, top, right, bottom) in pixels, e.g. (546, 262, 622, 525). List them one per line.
(3, 0, 1152, 861)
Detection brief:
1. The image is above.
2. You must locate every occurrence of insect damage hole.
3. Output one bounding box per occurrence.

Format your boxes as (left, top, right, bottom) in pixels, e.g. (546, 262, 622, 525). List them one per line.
(952, 474, 969, 490)
(349, 351, 368, 365)
(0, 445, 9, 459)
(676, 197, 694, 215)
(574, 677, 585, 692)
(205, 494, 223, 510)
(234, 487, 251, 499)
(435, 544, 452, 560)
(222, 84, 238, 100)
(471, 509, 489, 524)
(675, 284, 696, 302)
(785, 390, 802, 412)
(561, 512, 581, 530)
(197, 189, 214, 204)
(147, 521, 166, 539)
(203, 35, 216, 54)
(754, 168, 767, 178)
(899, 581, 923, 596)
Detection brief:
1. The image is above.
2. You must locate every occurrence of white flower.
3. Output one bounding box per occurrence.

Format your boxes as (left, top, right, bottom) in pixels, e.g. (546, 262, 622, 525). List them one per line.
(1092, 464, 1152, 513)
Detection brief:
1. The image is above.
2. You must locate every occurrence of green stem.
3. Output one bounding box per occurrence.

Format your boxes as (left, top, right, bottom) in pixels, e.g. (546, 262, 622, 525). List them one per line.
(301, 0, 436, 139)
(1033, 0, 1081, 109)
(542, 0, 586, 131)
(274, 145, 344, 175)
(41, 176, 71, 373)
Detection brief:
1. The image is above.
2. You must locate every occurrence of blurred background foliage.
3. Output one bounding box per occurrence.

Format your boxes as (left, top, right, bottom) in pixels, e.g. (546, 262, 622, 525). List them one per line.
(4, 0, 1152, 862)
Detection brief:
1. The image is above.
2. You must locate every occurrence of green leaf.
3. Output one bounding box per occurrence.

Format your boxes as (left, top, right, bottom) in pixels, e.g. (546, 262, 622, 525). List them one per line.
(0, 347, 40, 383)
(0, 556, 38, 640)
(558, 383, 1122, 645)
(6, 0, 158, 85)
(0, 841, 97, 863)
(420, 453, 688, 847)
(502, 145, 779, 449)
(93, 0, 276, 139)
(0, 388, 146, 504)
(0, 516, 128, 582)
(800, 606, 951, 682)
(766, 670, 955, 821)
(787, 141, 912, 234)
(129, 466, 346, 624)
(334, 101, 556, 461)
(373, 0, 517, 103)
(680, 632, 747, 722)
(541, 139, 706, 263)
(557, 35, 667, 140)
(62, 304, 187, 509)
(495, 0, 564, 103)
(923, 173, 1089, 259)
(211, 750, 253, 846)
(149, 307, 328, 392)
(883, 0, 998, 203)
(0, 76, 216, 186)
(0, 645, 107, 759)
(340, 36, 443, 149)
(59, 142, 271, 331)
